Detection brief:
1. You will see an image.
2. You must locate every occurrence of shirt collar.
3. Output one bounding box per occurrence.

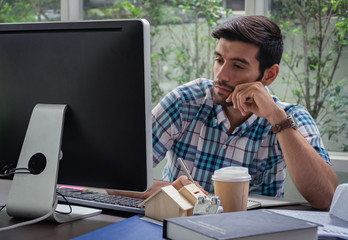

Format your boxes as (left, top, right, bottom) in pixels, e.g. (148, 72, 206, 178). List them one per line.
(205, 86, 230, 128)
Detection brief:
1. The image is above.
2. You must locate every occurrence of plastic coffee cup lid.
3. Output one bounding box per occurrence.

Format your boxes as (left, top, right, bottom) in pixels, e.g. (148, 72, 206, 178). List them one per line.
(212, 167, 251, 182)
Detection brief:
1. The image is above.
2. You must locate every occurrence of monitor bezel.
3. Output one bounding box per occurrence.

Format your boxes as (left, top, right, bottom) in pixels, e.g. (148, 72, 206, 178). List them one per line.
(0, 19, 153, 194)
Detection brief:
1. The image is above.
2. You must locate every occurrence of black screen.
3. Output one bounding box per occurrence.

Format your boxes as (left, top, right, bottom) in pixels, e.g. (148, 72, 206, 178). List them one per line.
(0, 20, 153, 192)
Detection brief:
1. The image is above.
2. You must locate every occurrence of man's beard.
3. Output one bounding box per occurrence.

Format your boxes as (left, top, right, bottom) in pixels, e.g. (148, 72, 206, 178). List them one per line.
(212, 81, 234, 106)
(212, 73, 264, 107)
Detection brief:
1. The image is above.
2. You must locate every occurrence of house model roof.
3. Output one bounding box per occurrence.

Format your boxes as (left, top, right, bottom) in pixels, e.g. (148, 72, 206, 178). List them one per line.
(138, 185, 193, 210)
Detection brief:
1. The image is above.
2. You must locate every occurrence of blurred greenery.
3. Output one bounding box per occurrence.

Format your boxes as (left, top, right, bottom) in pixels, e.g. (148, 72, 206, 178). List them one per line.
(271, 0, 348, 150)
(84, 0, 231, 104)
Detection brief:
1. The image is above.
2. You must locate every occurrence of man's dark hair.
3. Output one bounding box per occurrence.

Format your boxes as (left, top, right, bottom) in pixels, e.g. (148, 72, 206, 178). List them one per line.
(212, 15, 283, 74)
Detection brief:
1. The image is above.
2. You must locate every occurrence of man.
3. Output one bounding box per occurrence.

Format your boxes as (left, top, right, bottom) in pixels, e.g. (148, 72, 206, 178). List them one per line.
(110, 15, 337, 209)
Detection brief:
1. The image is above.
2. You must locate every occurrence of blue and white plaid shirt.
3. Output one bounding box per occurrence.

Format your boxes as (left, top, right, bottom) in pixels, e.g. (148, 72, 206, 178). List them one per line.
(152, 78, 330, 196)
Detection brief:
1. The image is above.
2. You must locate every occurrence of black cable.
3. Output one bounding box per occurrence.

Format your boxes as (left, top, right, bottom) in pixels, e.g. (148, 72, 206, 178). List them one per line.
(0, 167, 32, 177)
(8, 167, 31, 173)
(55, 192, 72, 215)
(0, 205, 6, 212)
(0, 167, 73, 215)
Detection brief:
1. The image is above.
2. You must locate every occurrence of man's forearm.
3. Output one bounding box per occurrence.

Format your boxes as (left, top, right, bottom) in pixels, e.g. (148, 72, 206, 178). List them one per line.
(107, 176, 208, 199)
(106, 180, 171, 199)
(276, 127, 338, 209)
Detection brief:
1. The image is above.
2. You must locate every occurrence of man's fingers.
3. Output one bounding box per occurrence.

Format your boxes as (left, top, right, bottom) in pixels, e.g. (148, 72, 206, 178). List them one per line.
(172, 175, 190, 189)
(231, 84, 257, 116)
(172, 175, 208, 196)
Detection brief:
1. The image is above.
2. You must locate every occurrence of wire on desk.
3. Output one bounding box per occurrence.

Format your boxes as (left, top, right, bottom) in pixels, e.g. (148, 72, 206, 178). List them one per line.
(0, 167, 74, 232)
(0, 194, 74, 232)
(0, 201, 57, 232)
(0, 205, 6, 212)
(0, 167, 32, 177)
(55, 191, 72, 214)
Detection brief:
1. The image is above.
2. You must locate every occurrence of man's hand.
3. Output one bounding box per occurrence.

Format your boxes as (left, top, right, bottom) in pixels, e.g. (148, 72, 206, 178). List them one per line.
(225, 82, 280, 121)
(172, 175, 208, 195)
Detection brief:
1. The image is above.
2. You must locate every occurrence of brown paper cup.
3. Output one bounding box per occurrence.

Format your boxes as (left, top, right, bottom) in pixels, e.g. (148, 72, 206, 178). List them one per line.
(213, 180, 249, 212)
(212, 167, 251, 212)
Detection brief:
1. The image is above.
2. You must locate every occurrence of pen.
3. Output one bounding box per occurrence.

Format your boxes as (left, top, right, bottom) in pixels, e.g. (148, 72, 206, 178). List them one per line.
(178, 158, 197, 186)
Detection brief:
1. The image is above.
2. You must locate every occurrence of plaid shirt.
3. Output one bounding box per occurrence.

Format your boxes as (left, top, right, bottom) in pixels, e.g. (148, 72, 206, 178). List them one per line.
(152, 78, 330, 196)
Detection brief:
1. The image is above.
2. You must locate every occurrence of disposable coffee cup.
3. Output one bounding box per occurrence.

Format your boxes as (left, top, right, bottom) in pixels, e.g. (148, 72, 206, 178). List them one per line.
(212, 167, 251, 212)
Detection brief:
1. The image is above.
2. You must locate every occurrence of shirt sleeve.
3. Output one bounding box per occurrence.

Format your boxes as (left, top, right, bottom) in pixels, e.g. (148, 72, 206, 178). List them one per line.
(152, 90, 183, 166)
(287, 106, 331, 164)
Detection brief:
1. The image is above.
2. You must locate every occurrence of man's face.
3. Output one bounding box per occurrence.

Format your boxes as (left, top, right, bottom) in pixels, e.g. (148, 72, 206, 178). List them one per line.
(213, 38, 263, 106)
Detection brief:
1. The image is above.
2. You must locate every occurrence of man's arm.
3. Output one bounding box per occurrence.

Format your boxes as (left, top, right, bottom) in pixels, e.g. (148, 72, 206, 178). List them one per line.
(230, 80, 338, 209)
(268, 109, 338, 209)
(106, 180, 171, 199)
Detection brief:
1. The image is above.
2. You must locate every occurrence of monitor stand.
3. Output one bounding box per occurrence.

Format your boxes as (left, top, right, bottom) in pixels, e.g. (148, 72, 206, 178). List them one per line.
(6, 104, 101, 223)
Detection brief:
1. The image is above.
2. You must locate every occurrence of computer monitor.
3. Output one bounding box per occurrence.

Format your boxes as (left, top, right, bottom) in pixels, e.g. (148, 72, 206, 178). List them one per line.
(0, 19, 153, 193)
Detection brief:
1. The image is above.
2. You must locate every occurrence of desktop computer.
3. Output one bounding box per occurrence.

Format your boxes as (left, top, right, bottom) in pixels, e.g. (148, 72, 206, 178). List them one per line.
(0, 19, 153, 220)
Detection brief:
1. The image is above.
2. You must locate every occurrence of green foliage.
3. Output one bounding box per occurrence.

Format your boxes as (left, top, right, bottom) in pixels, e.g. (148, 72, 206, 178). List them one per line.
(85, 0, 231, 105)
(0, 0, 59, 22)
(271, 0, 348, 150)
(161, 0, 231, 88)
(0, 1, 35, 22)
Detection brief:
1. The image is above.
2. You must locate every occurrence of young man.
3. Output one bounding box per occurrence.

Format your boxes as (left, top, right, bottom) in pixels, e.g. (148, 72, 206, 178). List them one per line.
(110, 16, 337, 209)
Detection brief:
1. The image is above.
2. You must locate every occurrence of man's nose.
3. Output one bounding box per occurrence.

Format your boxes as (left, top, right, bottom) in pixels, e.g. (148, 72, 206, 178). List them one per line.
(215, 64, 230, 82)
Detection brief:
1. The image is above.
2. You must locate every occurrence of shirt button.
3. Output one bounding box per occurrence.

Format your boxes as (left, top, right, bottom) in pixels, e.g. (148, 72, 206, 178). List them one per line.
(214, 118, 218, 124)
(222, 144, 227, 149)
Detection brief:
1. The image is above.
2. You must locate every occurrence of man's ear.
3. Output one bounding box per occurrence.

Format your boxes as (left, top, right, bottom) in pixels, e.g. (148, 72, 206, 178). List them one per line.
(261, 64, 279, 86)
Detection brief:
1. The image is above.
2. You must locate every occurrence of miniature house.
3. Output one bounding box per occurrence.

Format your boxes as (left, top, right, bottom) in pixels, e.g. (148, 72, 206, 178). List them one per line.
(138, 185, 193, 221)
(179, 183, 206, 205)
(138, 183, 207, 221)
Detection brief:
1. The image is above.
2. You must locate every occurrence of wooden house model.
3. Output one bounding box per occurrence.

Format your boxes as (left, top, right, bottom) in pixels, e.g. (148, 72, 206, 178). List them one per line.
(138, 183, 206, 221)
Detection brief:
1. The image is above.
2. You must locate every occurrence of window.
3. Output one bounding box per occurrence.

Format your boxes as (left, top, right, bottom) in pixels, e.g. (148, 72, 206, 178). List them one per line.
(224, 0, 244, 11)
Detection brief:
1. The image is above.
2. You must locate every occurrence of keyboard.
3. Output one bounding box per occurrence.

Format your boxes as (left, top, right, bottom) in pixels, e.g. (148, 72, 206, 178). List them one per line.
(56, 188, 145, 214)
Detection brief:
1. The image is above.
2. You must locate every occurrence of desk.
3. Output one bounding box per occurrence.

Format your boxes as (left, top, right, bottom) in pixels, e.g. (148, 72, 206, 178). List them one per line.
(0, 179, 317, 240)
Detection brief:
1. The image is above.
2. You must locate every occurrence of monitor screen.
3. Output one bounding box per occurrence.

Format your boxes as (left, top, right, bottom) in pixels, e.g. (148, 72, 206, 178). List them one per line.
(0, 19, 153, 193)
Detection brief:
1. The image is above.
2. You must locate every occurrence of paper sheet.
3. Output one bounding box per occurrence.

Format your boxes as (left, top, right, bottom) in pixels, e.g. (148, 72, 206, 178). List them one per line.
(269, 209, 348, 239)
(248, 194, 308, 207)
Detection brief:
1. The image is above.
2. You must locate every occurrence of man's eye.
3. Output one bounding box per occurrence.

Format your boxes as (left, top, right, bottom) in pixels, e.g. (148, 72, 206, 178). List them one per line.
(214, 58, 222, 64)
(234, 64, 243, 69)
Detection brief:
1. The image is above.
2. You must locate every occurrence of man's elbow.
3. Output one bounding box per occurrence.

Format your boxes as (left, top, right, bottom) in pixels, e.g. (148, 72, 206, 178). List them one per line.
(310, 196, 332, 210)
(309, 182, 337, 210)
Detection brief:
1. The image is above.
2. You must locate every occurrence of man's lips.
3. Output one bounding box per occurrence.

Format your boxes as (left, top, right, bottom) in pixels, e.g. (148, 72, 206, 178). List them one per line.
(213, 81, 234, 94)
(214, 85, 233, 94)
